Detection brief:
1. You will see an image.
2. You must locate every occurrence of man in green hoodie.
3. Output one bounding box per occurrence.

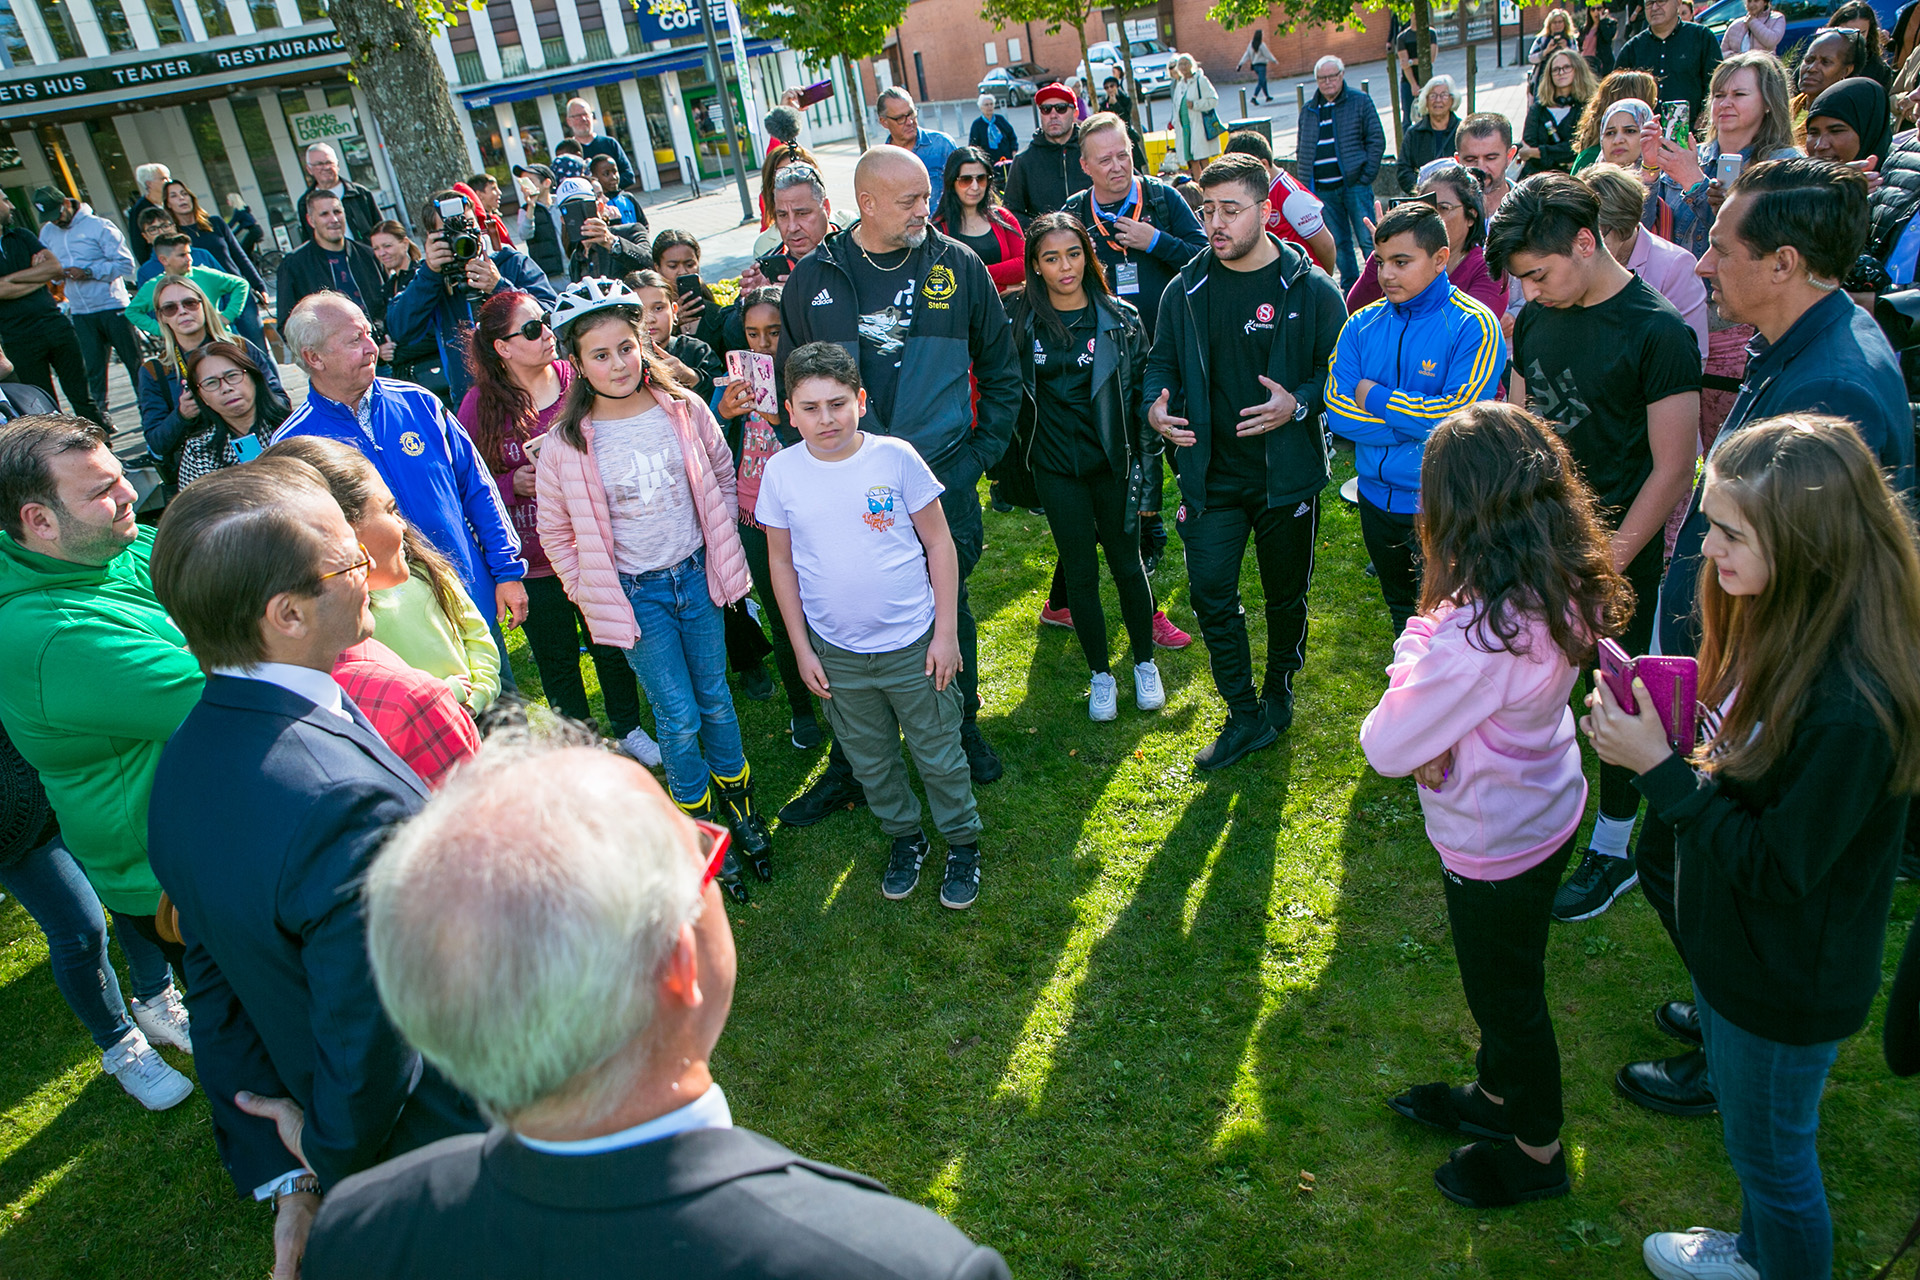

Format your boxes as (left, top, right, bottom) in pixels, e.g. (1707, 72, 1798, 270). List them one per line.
(0, 415, 204, 950)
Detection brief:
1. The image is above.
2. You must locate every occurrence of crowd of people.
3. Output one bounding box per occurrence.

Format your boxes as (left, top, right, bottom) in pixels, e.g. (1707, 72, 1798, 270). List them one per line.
(3, 27, 1920, 1280)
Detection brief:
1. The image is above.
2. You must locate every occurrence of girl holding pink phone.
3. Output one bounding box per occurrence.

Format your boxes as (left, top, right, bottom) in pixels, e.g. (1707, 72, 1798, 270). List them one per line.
(1361, 402, 1631, 1209)
(1585, 414, 1920, 1280)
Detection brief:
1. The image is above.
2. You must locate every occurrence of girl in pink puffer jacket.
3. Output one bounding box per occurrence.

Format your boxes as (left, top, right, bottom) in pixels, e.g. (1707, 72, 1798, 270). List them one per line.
(536, 289, 770, 898)
(1358, 402, 1631, 1212)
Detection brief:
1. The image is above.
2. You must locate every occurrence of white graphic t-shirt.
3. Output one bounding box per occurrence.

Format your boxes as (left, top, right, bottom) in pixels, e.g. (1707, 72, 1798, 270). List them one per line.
(592, 405, 703, 575)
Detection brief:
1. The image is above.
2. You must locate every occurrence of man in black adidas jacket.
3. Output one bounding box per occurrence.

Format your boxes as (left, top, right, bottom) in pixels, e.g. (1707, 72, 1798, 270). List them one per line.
(1143, 155, 1346, 773)
(775, 145, 1021, 814)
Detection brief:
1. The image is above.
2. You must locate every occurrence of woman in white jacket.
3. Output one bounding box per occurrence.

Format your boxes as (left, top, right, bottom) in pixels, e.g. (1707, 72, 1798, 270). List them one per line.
(1170, 53, 1221, 176)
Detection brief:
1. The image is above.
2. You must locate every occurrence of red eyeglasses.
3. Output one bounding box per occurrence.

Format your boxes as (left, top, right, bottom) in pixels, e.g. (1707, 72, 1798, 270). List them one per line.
(693, 818, 732, 888)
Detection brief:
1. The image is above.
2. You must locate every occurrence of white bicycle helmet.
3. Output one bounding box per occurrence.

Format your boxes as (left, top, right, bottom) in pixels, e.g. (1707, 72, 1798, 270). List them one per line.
(550, 276, 643, 342)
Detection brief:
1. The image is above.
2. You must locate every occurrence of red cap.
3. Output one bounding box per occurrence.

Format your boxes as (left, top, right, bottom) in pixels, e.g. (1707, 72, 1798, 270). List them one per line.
(1034, 82, 1077, 108)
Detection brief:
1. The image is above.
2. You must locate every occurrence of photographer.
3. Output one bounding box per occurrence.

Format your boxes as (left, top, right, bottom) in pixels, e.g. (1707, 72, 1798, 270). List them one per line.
(387, 189, 556, 406)
(553, 177, 651, 284)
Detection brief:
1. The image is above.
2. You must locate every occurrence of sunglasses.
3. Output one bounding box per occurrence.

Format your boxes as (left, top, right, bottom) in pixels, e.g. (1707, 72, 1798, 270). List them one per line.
(956, 173, 992, 187)
(1039, 103, 1075, 115)
(316, 541, 373, 584)
(158, 297, 203, 316)
(693, 818, 733, 889)
(515, 312, 551, 341)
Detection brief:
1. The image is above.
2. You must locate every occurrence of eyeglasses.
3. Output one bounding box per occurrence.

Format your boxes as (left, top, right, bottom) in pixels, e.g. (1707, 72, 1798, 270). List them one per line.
(158, 297, 203, 316)
(1038, 103, 1075, 115)
(956, 173, 992, 187)
(692, 818, 733, 889)
(196, 368, 246, 394)
(1199, 201, 1256, 220)
(316, 542, 373, 584)
(515, 313, 551, 341)
(879, 110, 917, 125)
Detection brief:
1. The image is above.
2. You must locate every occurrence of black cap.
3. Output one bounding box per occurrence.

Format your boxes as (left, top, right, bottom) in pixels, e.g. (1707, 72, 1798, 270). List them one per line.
(513, 163, 554, 183)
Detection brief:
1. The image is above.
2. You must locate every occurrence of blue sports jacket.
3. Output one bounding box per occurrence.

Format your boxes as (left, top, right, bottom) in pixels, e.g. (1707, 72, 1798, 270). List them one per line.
(1324, 270, 1505, 514)
(273, 377, 525, 612)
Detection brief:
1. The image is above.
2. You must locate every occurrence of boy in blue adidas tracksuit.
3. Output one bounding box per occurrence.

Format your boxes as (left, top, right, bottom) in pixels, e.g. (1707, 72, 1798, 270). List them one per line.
(1326, 202, 1504, 635)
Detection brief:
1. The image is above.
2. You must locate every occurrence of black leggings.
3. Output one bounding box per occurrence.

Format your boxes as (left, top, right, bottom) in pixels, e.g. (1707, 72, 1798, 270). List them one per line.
(520, 574, 645, 738)
(1589, 537, 1666, 822)
(1033, 465, 1155, 673)
(1442, 835, 1576, 1147)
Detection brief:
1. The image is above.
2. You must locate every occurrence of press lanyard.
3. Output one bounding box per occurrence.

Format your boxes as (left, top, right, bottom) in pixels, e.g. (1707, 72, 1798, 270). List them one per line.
(1090, 179, 1143, 259)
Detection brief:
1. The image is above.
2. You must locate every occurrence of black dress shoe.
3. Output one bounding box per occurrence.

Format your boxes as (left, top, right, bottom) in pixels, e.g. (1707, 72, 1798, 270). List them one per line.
(1615, 1049, 1716, 1116)
(777, 767, 865, 827)
(1656, 1000, 1702, 1047)
(1195, 711, 1278, 772)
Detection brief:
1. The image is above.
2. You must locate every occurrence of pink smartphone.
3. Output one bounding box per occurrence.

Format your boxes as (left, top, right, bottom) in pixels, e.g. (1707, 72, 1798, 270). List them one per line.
(797, 79, 833, 108)
(726, 349, 778, 416)
(1597, 638, 1698, 754)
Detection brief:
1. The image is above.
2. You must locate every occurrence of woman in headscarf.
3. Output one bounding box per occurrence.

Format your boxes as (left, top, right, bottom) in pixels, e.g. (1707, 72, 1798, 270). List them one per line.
(1570, 70, 1660, 172)
(1804, 76, 1894, 168)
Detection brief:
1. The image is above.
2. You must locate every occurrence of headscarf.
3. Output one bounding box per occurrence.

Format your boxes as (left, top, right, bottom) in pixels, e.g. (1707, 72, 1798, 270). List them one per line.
(1806, 76, 1894, 165)
(1602, 97, 1658, 133)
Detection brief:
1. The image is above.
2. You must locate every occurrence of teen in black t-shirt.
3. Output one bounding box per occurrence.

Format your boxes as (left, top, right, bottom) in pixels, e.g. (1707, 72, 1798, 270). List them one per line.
(1205, 254, 1289, 504)
(1490, 172, 1701, 924)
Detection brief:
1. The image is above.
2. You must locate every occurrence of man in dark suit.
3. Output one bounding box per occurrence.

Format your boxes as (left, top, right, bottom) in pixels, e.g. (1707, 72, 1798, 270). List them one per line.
(304, 735, 1010, 1280)
(274, 191, 388, 334)
(146, 460, 483, 1280)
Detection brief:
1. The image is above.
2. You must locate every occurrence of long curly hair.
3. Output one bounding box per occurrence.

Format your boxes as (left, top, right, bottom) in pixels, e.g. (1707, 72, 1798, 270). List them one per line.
(467, 290, 550, 472)
(1694, 414, 1920, 789)
(1417, 401, 1631, 663)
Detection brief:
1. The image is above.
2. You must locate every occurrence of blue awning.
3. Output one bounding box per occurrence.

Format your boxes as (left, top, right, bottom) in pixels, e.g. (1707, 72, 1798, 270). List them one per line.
(458, 38, 781, 108)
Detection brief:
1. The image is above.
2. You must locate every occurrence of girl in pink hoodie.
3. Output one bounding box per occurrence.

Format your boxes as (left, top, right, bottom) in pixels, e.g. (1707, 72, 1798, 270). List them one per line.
(1359, 402, 1631, 1210)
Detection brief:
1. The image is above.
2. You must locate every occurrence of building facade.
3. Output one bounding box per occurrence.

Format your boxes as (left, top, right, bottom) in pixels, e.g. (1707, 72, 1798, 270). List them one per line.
(0, 0, 851, 243)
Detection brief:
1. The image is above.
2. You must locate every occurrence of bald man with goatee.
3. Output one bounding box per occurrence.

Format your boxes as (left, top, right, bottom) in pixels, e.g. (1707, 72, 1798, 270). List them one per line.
(774, 145, 1020, 810)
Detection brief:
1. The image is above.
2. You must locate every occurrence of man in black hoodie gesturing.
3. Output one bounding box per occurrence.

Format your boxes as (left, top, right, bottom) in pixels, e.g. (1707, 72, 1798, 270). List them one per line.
(1005, 83, 1093, 222)
(776, 145, 1022, 819)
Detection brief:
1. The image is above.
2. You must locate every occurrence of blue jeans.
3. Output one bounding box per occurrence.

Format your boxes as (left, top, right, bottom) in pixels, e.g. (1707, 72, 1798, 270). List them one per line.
(620, 548, 746, 805)
(1252, 64, 1271, 99)
(0, 838, 172, 1050)
(1319, 182, 1376, 290)
(1696, 983, 1842, 1280)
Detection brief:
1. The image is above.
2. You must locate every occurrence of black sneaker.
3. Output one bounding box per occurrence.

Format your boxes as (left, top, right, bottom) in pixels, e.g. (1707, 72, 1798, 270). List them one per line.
(940, 843, 982, 910)
(741, 663, 774, 702)
(1194, 711, 1278, 772)
(789, 714, 824, 750)
(883, 831, 929, 899)
(990, 497, 1016, 513)
(1140, 513, 1167, 576)
(961, 720, 1003, 784)
(1260, 690, 1295, 734)
(1551, 849, 1639, 923)
(777, 767, 865, 827)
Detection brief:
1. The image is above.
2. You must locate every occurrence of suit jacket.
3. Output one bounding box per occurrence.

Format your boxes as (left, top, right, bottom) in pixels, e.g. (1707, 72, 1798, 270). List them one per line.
(275, 239, 390, 331)
(147, 675, 483, 1195)
(305, 1124, 1012, 1280)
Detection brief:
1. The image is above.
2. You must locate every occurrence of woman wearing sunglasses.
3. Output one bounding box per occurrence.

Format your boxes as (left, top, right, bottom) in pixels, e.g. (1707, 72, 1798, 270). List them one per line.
(460, 291, 662, 765)
(175, 341, 290, 487)
(135, 274, 283, 495)
(935, 146, 1026, 292)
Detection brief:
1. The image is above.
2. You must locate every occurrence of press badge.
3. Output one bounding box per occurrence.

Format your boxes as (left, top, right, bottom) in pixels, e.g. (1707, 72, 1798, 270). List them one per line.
(1114, 260, 1140, 295)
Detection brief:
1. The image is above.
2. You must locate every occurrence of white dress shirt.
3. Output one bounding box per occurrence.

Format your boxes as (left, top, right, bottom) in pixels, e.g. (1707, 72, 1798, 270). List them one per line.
(516, 1083, 732, 1156)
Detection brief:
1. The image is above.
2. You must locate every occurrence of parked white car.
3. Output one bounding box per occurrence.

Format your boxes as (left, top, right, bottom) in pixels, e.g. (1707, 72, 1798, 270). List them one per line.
(1079, 39, 1177, 99)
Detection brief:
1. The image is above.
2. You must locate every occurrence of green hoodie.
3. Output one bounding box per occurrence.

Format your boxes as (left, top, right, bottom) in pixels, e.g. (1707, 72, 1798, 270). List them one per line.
(0, 526, 204, 913)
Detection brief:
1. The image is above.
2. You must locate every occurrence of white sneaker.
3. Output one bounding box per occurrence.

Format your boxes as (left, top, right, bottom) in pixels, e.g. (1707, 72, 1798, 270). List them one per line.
(1643, 1228, 1759, 1280)
(130, 983, 192, 1054)
(102, 1027, 193, 1111)
(1134, 660, 1166, 711)
(1088, 671, 1118, 722)
(617, 726, 663, 767)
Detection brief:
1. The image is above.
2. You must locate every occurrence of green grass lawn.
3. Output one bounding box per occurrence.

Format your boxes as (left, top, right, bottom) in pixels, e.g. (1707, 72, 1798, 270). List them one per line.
(2, 463, 1916, 1278)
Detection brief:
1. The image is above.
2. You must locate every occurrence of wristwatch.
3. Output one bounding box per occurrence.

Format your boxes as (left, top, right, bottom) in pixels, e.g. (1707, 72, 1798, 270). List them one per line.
(270, 1172, 320, 1208)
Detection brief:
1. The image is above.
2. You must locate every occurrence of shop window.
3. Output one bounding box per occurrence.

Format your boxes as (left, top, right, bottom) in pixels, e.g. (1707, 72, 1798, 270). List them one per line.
(182, 102, 239, 207)
(454, 50, 483, 83)
(85, 119, 134, 208)
(35, 124, 87, 207)
(582, 26, 611, 61)
(637, 76, 674, 181)
(541, 35, 567, 66)
(0, 1, 34, 65)
(497, 42, 528, 77)
(31, 0, 81, 59)
(230, 95, 294, 230)
(249, 0, 278, 29)
(190, 0, 231, 37)
(469, 107, 508, 186)
(148, 0, 190, 44)
(512, 97, 547, 162)
(295, 0, 324, 19)
(92, 0, 136, 50)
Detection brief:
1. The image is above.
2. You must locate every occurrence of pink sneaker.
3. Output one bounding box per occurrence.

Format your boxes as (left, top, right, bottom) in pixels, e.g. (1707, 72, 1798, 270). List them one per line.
(1152, 610, 1191, 649)
(1039, 603, 1074, 629)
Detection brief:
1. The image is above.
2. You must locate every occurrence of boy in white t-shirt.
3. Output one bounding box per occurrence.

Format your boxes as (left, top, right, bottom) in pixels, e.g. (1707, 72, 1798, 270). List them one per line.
(757, 343, 984, 910)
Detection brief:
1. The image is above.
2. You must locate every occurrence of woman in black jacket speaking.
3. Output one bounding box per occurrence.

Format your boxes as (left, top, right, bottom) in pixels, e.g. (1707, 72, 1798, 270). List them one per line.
(1007, 212, 1165, 725)
(1587, 414, 1920, 1280)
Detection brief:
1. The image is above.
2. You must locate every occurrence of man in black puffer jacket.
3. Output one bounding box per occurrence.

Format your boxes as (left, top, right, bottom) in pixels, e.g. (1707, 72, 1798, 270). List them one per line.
(1005, 84, 1092, 222)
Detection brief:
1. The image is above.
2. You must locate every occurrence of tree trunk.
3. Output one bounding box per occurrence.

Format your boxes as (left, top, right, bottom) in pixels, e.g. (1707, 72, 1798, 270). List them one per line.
(845, 53, 872, 151)
(327, 0, 472, 227)
(1414, 0, 1433, 85)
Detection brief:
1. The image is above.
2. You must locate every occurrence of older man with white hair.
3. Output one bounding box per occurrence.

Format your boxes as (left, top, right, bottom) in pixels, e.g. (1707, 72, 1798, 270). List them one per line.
(274, 291, 528, 642)
(303, 731, 1012, 1280)
(296, 143, 382, 243)
(877, 86, 958, 184)
(126, 163, 169, 266)
(1294, 54, 1387, 287)
(564, 96, 637, 189)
